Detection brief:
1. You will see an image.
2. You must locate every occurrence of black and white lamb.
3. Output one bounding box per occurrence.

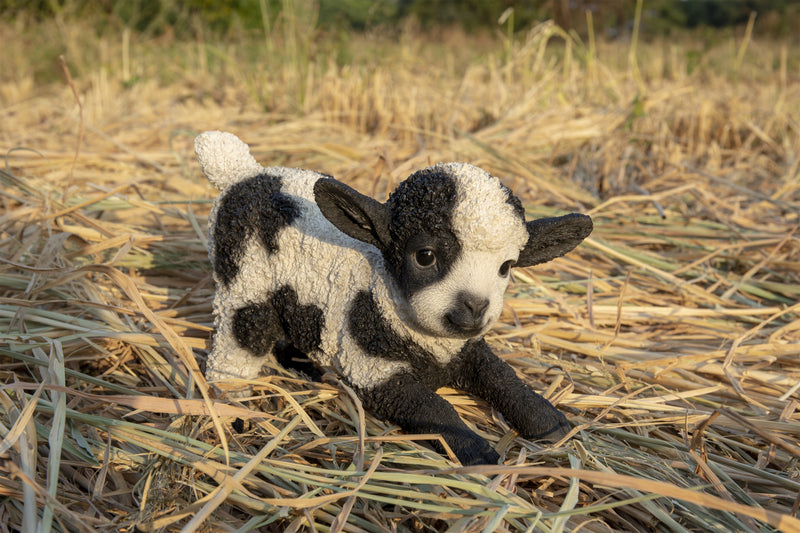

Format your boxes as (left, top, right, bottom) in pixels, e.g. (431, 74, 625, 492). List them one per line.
(195, 130, 593, 466)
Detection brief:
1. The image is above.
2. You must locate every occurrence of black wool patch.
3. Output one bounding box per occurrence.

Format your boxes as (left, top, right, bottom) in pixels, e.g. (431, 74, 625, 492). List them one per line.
(232, 302, 283, 356)
(213, 173, 300, 286)
(270, 286, 325, 354)
(348, 290, 453, 390)
(232, 286, 325, 357)
(383, 168, 462, 294)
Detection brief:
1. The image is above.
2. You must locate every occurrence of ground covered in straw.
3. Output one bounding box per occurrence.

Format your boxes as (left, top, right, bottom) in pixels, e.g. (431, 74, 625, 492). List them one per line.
(1, 14, 799, 533)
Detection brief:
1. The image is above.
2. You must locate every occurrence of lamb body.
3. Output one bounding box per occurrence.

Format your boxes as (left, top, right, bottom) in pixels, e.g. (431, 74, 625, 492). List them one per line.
(196, 131, 592, 465)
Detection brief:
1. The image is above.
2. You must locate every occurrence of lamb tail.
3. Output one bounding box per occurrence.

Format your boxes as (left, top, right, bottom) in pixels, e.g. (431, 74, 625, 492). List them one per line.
(194, 131, 264, 190)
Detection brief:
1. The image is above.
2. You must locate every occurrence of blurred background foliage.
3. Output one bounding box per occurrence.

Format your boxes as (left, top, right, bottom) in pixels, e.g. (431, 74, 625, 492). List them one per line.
(2, 0, 797, 39)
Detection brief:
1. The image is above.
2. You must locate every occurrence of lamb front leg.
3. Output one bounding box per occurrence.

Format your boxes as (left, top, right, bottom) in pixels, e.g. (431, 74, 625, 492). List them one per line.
(358, 371, 501, 466)
(455, 339, 570, 443)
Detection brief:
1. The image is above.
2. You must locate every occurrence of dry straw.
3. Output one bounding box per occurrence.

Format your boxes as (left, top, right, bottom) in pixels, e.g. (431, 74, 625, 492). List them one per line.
(1, 10, 799, 533)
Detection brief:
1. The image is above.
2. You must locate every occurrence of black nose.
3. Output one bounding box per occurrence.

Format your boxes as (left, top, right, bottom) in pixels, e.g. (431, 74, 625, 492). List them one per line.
(446, 293, 491, 335)
(463, 295, 489, 321)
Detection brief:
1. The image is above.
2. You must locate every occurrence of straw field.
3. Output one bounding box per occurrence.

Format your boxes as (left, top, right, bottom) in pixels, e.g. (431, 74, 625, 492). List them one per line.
(1, 8, 799, 533)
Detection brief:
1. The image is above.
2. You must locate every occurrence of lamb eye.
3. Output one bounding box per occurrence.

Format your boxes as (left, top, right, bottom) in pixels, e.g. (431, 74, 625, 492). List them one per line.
(414, 249, 436, 268)
(499, 260, 515, 277)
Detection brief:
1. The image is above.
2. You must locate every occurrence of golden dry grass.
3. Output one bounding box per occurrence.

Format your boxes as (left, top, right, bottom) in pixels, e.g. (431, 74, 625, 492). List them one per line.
(1, 11, 799, 533)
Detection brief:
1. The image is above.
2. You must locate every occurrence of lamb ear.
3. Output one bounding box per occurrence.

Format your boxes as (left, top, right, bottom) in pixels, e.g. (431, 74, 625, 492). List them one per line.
(516, 213, 593, 267)
(314, 178, 391, 250)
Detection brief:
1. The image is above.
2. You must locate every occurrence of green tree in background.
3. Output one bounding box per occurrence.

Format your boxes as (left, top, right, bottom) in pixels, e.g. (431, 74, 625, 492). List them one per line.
(1, 0, 796, 38)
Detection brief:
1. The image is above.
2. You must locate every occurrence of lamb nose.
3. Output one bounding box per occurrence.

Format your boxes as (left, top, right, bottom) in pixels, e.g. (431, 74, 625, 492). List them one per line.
(464, 296, 489, 320)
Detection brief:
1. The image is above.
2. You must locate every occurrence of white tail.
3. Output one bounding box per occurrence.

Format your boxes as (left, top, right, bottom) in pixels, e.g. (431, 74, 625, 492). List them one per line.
(194, 131, 265, 190)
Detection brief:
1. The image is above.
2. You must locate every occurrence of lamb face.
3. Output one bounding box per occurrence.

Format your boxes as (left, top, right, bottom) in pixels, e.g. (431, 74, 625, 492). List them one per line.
(381, 164, 529, 339)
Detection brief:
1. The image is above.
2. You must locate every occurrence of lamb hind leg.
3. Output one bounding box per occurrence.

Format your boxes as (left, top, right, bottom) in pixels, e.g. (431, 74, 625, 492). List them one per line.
(211, 286, 325, 394)
(205, 302, 285, 397)
(455, 339, 570, 443)
(359, 371, 500, 466)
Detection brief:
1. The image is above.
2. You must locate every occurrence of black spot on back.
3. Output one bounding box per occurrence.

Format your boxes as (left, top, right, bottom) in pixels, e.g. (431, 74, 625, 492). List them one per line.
(271, 286, 325, 354)
(232, 285, 325, 358)
(213, 173, 300, 286)
(232, 302, 283, 356)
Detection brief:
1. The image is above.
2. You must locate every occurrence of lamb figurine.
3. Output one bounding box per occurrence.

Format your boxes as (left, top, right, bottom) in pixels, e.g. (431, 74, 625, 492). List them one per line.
(195, 131, 593, 466)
